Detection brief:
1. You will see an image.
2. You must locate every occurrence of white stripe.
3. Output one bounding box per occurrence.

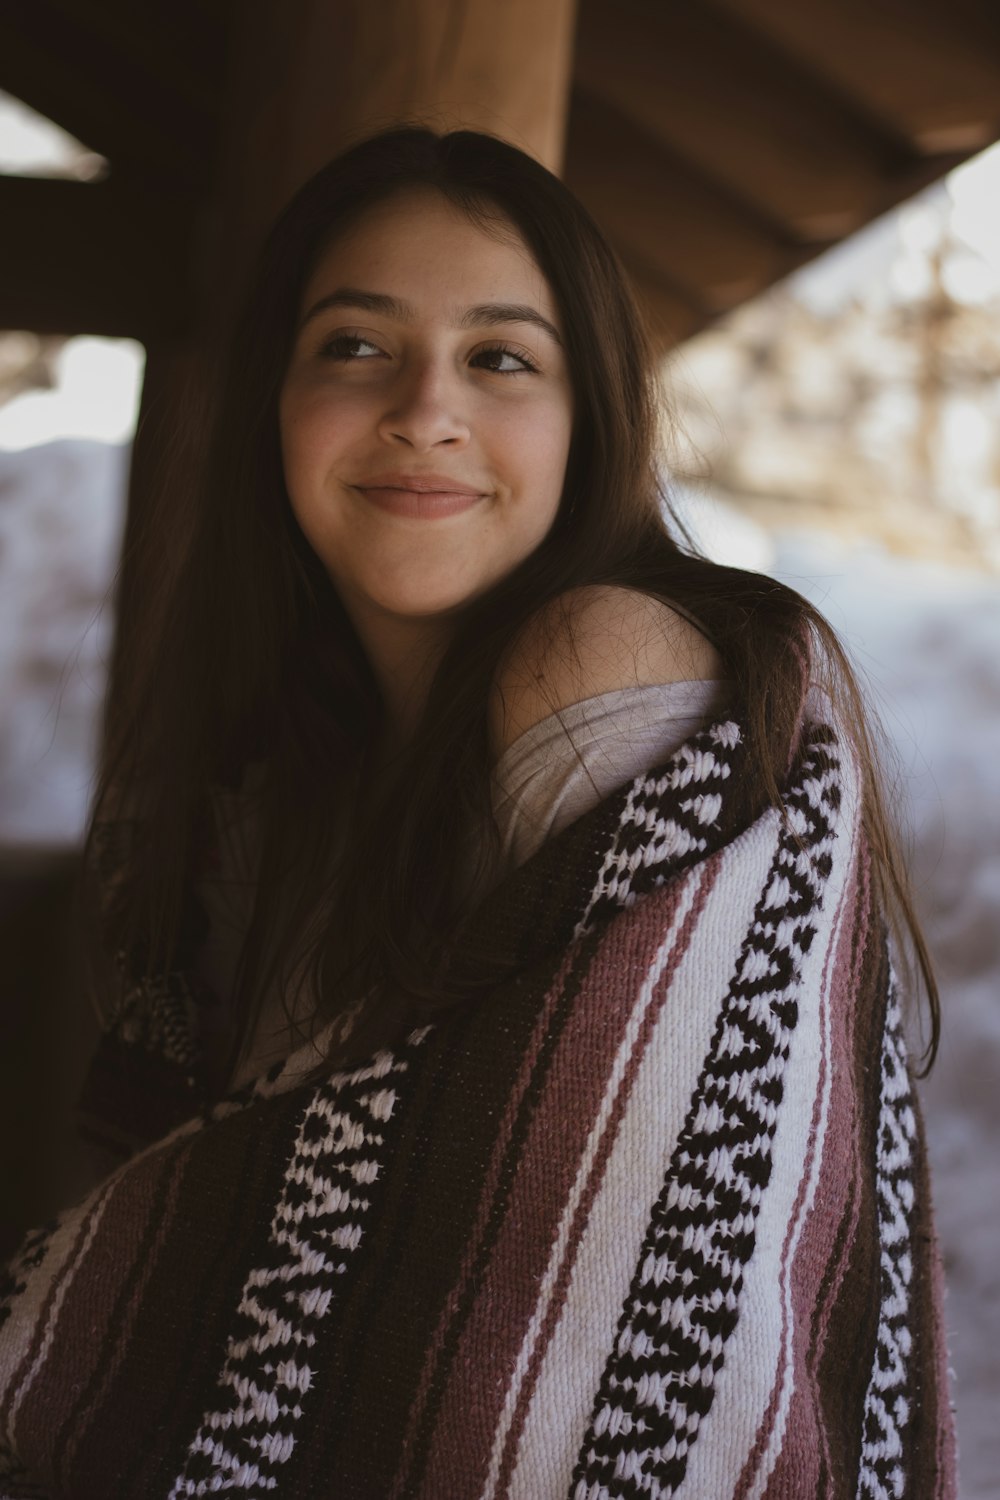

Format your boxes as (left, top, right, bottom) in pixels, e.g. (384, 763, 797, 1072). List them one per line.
(480, 869, 705, 1500)
(493, 815, 779, 1499)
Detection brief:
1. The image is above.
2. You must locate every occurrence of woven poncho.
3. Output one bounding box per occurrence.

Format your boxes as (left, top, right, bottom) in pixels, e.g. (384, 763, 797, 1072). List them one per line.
(0, 705, 956, 1498)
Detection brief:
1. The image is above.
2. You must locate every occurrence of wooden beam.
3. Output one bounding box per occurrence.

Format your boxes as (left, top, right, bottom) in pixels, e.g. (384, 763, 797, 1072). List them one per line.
(214, 0, 580, 276)
(0, 0, 222, 190)
(573, 0, 913, 241)
(719, 0, 1000, 152)
(565, 89, 805, 314)
(0, 175, 194, 337)
(288, 0, 580, 173)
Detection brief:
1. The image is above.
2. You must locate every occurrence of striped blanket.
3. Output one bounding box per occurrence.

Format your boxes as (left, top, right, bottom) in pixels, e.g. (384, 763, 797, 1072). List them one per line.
(0, 709, 956, 1498)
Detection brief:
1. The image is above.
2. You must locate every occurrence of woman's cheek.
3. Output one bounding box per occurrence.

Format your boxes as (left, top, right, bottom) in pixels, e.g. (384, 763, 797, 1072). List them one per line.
(282, 395, 346, 488)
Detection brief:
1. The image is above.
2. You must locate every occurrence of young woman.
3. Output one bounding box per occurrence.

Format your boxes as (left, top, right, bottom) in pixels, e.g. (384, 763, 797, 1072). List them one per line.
(0, 128, 954, 1499)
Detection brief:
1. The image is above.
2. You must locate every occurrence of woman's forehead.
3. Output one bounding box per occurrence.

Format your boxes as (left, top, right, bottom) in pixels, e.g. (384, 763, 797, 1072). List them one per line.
(301, 188, 556, 321)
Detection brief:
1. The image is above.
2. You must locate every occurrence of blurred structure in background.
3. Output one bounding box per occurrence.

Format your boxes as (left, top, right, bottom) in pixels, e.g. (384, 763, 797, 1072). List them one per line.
(2, 5, 999, 1494)
(668, 145, 1000, 568)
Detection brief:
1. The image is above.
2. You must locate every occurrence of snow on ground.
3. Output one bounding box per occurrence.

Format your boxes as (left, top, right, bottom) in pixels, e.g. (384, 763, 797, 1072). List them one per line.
(0, 440, 127, 845)
(0, 447, 996, 1493)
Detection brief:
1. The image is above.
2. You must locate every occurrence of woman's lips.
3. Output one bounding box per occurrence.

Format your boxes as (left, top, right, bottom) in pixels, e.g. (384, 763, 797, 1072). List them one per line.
(355, 484, 485, 519)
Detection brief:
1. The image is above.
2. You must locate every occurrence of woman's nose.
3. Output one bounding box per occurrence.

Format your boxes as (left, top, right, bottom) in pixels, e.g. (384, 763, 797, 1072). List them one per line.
(376, 359, 471, 450)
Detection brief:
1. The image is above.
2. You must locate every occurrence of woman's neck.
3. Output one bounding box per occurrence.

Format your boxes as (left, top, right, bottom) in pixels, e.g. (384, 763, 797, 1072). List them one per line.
(348, 605, 455, 748)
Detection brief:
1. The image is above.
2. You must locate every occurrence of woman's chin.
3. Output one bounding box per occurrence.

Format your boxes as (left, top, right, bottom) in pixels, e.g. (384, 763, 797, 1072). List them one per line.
(361, 575, 492, 622)
(379, 592, 479, 622)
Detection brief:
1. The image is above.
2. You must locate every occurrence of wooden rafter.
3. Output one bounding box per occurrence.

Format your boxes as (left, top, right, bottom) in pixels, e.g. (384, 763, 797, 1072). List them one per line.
(716, 0, 1000, 151)
(566, 89, 811, 315)
(573, 0, 913, 241)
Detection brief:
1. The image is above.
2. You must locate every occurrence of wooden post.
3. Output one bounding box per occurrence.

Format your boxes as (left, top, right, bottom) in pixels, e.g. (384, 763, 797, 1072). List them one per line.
(215, 0, 579, 301)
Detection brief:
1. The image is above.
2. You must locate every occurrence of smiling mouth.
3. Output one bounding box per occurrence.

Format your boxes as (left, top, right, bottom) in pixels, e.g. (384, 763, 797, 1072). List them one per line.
(354, 482, 486, 519)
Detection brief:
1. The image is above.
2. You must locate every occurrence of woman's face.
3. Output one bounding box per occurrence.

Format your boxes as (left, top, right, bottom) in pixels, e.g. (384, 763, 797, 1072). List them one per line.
(279, 189, 573, 639)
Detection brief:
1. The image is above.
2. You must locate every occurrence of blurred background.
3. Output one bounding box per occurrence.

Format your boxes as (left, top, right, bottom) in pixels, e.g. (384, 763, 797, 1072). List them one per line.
(1, 5, 998, 1495)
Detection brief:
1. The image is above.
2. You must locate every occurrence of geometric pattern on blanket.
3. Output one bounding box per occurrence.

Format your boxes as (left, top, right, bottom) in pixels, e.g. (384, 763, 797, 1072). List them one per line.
(857, 963, 919, 1500)
(167, 1040, 426, 1496)
(577, 718, 747, 935)
(0, 712, 957, 1499)
(571, 726, 840, 1498)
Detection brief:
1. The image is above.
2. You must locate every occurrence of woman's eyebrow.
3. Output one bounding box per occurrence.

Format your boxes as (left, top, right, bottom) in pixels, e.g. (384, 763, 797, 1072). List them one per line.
(462, 303, 563, 347)
(300, 288, 407, 329)
(299, 287, 563, 346)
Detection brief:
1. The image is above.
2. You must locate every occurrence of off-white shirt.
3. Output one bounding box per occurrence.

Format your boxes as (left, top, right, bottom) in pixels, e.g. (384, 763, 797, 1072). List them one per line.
(196, 678, 729, 1087)
(491, 679, 727, 869)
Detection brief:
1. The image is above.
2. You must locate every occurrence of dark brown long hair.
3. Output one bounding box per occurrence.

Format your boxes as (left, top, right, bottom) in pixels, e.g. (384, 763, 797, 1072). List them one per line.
(87, 125, 938, 1081)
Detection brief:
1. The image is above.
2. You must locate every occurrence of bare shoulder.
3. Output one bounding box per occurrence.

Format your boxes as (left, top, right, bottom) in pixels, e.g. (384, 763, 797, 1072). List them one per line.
(488, 584, 725, 758)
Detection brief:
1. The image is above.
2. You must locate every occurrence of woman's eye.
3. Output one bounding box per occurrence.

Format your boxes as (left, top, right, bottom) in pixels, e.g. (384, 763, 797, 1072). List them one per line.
(320, 333, 384, 361)
(472, 344, 538, 375)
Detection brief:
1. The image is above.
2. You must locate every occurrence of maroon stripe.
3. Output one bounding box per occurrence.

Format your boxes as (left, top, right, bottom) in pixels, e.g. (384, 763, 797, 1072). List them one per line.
(800, 868, 888, 1492)
(414, 862, 718, 1500)
(7, 1089, 304, 1498)
(907, 1091, 958, 1499)
(384, 944, 585, 1499)
(735, 854, 865, 1498)
(81, 1090, 307, 1498)
(486, 863, 719, 1500)
(54, 1134, 192, 1489)
(0, 1182, 116, 1439)
(800, 855, 874, 1492)
(9, 1146, 174, 1484)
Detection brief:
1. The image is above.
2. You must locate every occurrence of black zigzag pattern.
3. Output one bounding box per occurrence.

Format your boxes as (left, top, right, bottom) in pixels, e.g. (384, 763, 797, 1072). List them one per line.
(856, 965, 918, 1500)
(167, 1031, 429, 1498)
(577, 720, 744, 939)
(570, 727, 842, 1500)
(0, 1224, 58, 1336)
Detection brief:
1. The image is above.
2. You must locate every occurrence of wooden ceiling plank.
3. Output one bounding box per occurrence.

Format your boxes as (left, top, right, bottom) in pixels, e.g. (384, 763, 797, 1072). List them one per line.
(0, 2, 217, 189)
(606, 148, 976, 352)
(716, 0, 1000, 148)
(0, 175, 193, 338)
(927, 0, 1000, 54)
(573, 0, 912, 240)
(565, 89, 803, 313)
